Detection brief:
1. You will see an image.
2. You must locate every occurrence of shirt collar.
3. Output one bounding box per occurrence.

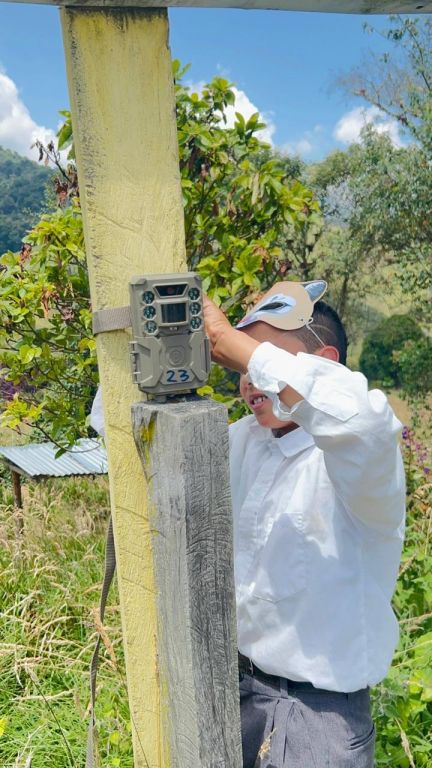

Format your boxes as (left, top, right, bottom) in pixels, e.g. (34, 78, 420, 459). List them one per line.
(249, 419, 315, 458)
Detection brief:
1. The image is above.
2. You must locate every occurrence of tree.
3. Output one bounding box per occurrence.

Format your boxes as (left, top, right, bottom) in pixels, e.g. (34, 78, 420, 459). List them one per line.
(334, 16, 432, 304)
(0, 204, 95, 448)
(174, 63, 322, 314)
(0, 65, 322, 448)
(359, 313, 424, 387)
(396, 336, 432, 400)
(309, 126, 432, 329)
(333, 16, 432, 404)
(307, 140, 383, 337)
(337, 16, 432, 157)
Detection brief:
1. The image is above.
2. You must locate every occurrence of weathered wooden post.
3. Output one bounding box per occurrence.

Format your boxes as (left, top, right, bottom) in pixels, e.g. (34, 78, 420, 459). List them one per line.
(133, 398, 240, 766)
(11, 469, 22, 509)
(12, 467, 24, 534)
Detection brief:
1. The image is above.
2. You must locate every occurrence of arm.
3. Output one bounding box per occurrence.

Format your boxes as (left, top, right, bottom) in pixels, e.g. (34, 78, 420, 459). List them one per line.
(203, 295, 304, 408)
(249, 342, 405, 530)
(204, 297, 405, 531)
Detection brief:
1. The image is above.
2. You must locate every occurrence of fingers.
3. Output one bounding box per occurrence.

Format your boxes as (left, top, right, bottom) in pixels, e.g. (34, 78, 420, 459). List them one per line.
(202, 294, 230, 346)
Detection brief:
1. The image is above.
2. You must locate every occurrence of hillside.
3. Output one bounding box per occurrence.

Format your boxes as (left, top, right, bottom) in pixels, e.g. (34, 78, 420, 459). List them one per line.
(0, 146, 52, 255)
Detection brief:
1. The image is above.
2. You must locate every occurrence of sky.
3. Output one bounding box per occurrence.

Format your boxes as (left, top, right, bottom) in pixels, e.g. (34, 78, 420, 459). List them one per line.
(0, 3, 410, 164)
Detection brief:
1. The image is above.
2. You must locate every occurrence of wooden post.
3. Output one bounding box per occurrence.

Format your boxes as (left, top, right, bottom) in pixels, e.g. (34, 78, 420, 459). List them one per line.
(12, 469, 22, 509)
(60, 8, 188, 767)
(11, 468, 24, 535)
(132, 398, 242, 767)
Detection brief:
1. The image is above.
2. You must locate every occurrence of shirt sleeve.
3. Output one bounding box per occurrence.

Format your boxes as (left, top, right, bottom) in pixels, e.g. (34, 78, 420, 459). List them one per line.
(90, 386, 105, 438)
(248, 342, 405, 532)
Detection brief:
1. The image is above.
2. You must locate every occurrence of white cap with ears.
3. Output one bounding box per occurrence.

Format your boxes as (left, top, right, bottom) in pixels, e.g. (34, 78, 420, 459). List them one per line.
(236, 280, 327, 332)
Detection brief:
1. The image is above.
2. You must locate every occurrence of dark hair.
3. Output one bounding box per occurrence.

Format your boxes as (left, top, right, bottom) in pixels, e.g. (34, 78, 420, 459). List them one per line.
(293, 300, 348, 365)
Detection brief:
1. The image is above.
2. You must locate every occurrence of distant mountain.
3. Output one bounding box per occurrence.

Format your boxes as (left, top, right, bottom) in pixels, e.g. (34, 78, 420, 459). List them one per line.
(0, 146, 52, 255)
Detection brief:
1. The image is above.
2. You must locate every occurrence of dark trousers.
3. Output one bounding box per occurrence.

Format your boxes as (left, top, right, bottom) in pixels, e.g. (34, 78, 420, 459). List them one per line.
(240, 670, 375, 768)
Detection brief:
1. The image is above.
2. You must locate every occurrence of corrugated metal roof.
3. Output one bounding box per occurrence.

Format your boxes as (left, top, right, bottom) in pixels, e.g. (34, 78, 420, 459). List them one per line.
(0, 439, 108, 478)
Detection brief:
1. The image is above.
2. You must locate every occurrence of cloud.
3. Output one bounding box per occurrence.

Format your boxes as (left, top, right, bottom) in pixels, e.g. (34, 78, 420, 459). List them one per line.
(224, 87, 276, 146)
(282, 138, 313, 157)
(187, 79, 206, 96)
(188, 80, 276, 145)
(0, 70, 58, 160)
(281, 125, 323, 158)
(333, 106, 403, 148)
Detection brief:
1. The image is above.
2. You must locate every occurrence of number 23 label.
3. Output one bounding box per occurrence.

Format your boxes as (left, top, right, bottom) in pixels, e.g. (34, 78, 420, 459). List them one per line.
(166, 369, 190, 384)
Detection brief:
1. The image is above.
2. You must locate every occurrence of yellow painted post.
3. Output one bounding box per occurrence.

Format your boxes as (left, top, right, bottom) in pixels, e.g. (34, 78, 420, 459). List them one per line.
(61, 9, 186, 766)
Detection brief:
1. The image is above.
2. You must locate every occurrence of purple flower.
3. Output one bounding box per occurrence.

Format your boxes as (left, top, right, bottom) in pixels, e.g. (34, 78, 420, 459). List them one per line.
(0, 378, 18, 400)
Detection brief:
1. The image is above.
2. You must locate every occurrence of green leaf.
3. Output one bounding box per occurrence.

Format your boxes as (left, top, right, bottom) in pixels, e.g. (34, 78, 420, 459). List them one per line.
(18, 345, 42, 364)
(109, 731, 120, 746)
(57, 121, 72, 150)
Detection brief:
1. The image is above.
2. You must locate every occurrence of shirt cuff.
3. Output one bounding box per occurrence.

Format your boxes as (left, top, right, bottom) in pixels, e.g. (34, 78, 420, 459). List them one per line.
(247, 341, 359, 424)
(248, 341, 312, 397)
(269, 395, 302, 422)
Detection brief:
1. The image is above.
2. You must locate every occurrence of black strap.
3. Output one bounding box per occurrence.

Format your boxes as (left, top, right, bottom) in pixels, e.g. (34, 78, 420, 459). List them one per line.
(86, 516, 116, 768)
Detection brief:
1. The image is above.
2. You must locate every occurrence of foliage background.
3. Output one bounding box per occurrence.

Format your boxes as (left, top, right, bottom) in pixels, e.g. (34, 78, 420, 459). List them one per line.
(0, 66, 322, 448)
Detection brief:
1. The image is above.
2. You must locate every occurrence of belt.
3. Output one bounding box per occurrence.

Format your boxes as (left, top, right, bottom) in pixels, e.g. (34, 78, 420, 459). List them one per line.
(238, 652, 321, 692)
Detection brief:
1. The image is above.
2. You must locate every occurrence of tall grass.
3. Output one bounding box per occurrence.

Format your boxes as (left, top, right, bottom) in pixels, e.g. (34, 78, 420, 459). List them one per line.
(0, 476, 133, 768)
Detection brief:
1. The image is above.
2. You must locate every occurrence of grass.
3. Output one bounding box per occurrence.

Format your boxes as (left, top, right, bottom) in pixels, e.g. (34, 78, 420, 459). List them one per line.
(0, 475, 133, 768)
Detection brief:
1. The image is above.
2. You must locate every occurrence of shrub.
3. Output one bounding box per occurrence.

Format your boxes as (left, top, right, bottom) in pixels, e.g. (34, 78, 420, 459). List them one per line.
(359, 314, 424, 387)
(372, 428, 432, 767)
(396, 337, 432, 399)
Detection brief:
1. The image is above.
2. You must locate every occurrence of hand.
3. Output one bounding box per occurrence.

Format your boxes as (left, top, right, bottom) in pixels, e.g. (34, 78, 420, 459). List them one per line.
(203, 294, 259, 372)
(203, 295, 232, 350)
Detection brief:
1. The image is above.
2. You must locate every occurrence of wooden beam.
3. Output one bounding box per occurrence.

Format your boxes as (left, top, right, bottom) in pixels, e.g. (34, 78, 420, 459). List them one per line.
(61, 9, 186, 767)
(132, 399, 242, 768)
(4, 0, 432, 14)
(3, 461, 28, 478)
(12, 469, 24, 535)
(12, 470, 23, 508)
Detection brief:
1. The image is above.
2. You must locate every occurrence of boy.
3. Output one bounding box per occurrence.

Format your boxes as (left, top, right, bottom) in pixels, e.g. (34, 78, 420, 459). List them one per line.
(203, 280, 405, 768)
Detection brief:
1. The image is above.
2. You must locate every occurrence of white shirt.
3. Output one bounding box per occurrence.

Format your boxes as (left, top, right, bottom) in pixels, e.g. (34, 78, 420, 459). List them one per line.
(230, 342, 405, 693)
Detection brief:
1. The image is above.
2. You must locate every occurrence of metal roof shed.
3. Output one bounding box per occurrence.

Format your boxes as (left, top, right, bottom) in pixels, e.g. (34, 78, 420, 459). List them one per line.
(0, 439, 108, 514)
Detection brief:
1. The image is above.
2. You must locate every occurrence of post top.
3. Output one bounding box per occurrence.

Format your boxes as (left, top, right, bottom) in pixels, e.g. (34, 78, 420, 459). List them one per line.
(2, 0, 431, 13)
